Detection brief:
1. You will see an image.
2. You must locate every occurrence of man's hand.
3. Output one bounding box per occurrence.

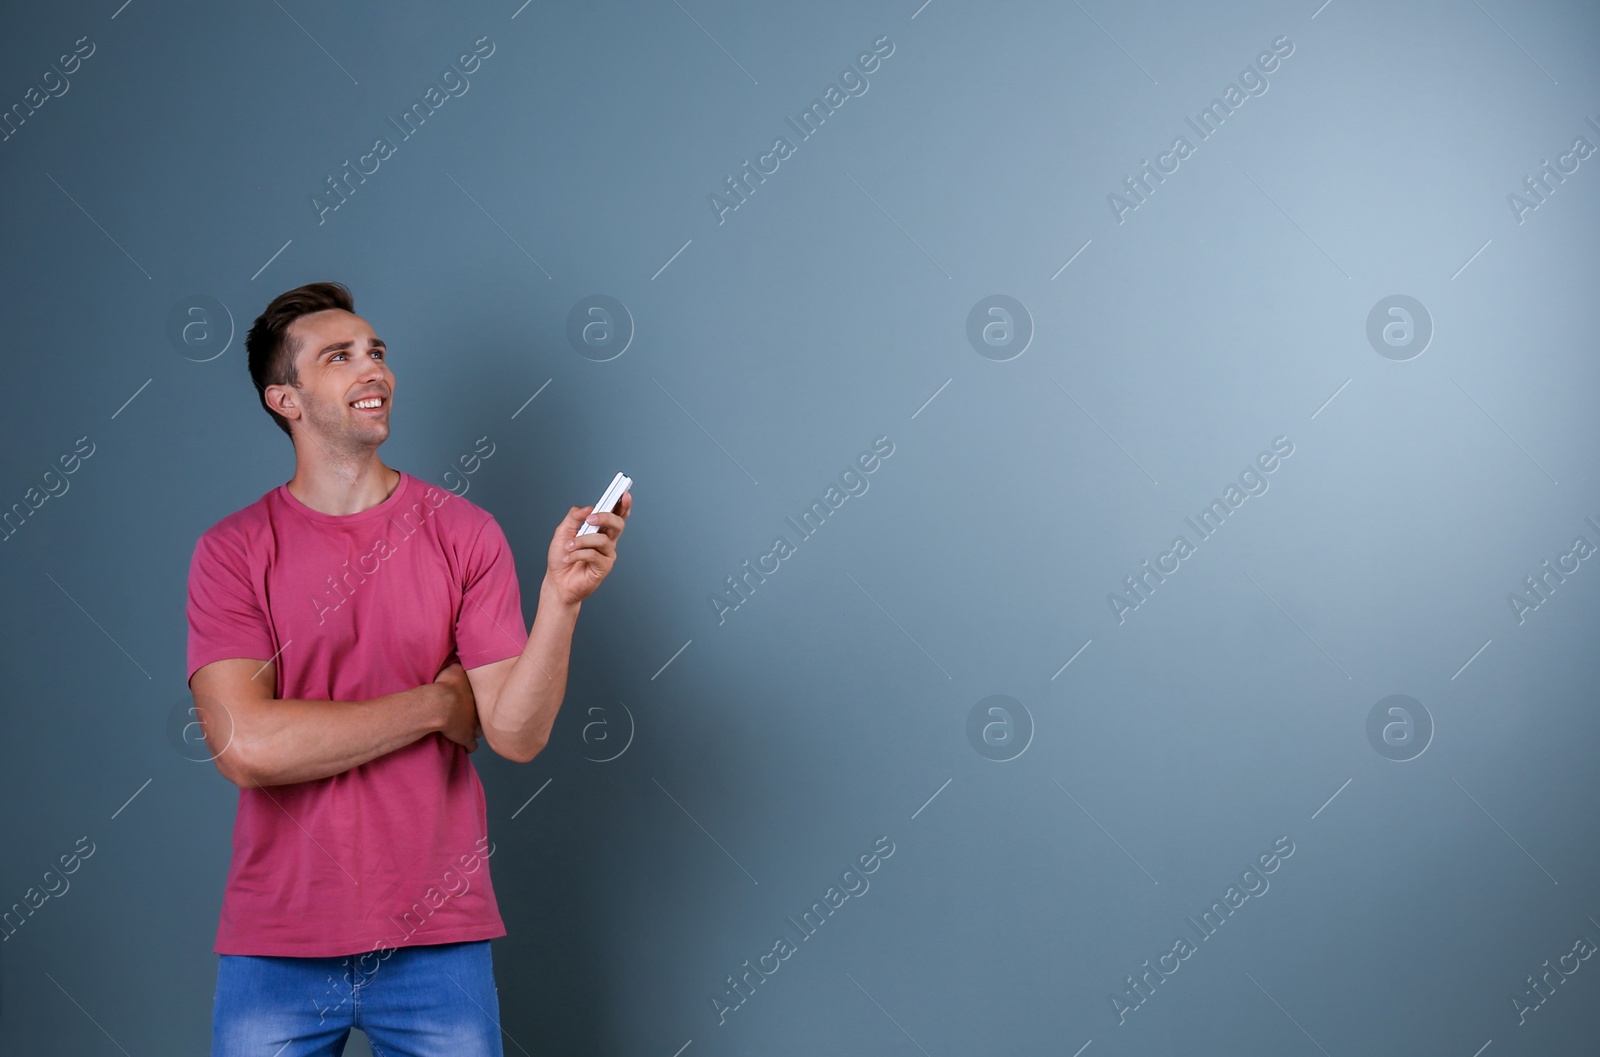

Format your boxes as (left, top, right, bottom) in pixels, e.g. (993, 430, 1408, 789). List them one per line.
(546, 490, 632, 607)
(433, 661, 480, 753)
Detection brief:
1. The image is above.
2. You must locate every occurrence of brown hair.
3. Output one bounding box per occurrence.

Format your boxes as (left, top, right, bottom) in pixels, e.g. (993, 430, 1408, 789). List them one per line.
(245, 281, 355, 437)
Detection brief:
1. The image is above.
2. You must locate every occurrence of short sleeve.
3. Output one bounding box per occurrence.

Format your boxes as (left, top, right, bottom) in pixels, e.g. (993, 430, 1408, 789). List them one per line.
(186, 530, 275, 683)
(455, 516, 529, 670)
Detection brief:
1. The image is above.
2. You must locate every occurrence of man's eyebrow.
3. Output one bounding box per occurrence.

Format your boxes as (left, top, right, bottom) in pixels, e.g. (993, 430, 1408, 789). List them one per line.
(316, 338, 387, 360)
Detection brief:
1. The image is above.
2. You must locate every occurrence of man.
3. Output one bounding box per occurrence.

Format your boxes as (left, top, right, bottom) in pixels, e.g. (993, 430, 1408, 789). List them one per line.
(186, 280, 630, 1056)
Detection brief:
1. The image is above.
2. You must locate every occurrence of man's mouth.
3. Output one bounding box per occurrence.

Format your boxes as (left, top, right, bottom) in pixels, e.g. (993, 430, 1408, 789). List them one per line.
(350, 396, 387, 413)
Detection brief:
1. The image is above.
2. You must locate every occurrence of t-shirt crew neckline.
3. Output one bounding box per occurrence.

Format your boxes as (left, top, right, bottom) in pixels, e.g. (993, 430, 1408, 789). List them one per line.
(275, 470, 412, 525)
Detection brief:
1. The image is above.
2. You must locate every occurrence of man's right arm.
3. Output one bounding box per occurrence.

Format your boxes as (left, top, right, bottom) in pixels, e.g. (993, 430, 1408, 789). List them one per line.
(187, 659, 481, 788)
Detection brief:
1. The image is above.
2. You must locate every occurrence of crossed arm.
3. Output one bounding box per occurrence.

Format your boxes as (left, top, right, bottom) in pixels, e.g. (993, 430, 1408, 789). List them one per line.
(188, 657, 478, 788)
(188, 579, 583, 788)
(188, 498, 627, 788)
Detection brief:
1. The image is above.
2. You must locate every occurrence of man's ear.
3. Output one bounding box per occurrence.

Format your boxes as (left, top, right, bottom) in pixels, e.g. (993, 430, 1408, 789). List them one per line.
(266, 384, 299, 421)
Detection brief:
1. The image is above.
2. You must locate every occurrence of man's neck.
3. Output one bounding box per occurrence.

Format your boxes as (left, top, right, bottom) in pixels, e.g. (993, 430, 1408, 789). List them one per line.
(286, 458, 399, 516)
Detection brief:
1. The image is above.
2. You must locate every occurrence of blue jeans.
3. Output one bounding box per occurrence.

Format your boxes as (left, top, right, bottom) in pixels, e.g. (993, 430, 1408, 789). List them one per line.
(211, 940, 507, 1057)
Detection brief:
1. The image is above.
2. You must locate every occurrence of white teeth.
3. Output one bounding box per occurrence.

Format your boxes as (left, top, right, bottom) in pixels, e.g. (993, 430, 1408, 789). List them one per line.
(352, 398, 382, 409)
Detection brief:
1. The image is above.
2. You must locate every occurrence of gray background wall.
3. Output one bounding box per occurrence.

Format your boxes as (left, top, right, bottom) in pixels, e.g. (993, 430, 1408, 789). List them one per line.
(2, 0, 1597, 1054)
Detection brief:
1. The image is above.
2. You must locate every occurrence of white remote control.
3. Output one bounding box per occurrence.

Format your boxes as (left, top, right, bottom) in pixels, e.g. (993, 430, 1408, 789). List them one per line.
(576, 471, 632, 536)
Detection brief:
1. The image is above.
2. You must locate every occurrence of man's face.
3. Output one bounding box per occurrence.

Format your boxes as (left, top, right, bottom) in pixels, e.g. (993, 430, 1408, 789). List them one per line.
(275, 308, 395, 452)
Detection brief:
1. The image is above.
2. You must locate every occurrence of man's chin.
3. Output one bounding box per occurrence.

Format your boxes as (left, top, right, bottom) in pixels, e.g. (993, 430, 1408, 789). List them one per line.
(347, 413, 390, 437)
(315, 424, 390, 450)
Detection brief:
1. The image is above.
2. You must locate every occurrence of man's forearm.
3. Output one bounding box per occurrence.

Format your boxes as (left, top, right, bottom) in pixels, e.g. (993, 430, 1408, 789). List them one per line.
(482, 576, 581, 762)
(237, 683, 445, 788)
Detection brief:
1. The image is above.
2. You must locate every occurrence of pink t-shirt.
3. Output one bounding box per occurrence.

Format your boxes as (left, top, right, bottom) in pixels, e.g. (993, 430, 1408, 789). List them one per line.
(185, 470, 529, 957)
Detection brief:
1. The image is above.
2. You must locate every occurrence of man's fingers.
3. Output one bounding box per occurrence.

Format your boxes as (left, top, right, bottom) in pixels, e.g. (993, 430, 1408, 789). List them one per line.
(566, 546, 613, 568)
(566, 534, 616, 559)
(576, 515, 623, 541)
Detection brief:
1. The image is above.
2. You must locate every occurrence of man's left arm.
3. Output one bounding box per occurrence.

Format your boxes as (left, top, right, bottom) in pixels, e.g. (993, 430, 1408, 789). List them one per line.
(468, 493, 631, 763)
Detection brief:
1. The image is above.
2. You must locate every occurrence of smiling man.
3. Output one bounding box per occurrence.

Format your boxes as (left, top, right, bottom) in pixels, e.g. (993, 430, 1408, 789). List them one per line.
(186, 280, 630, 1056)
